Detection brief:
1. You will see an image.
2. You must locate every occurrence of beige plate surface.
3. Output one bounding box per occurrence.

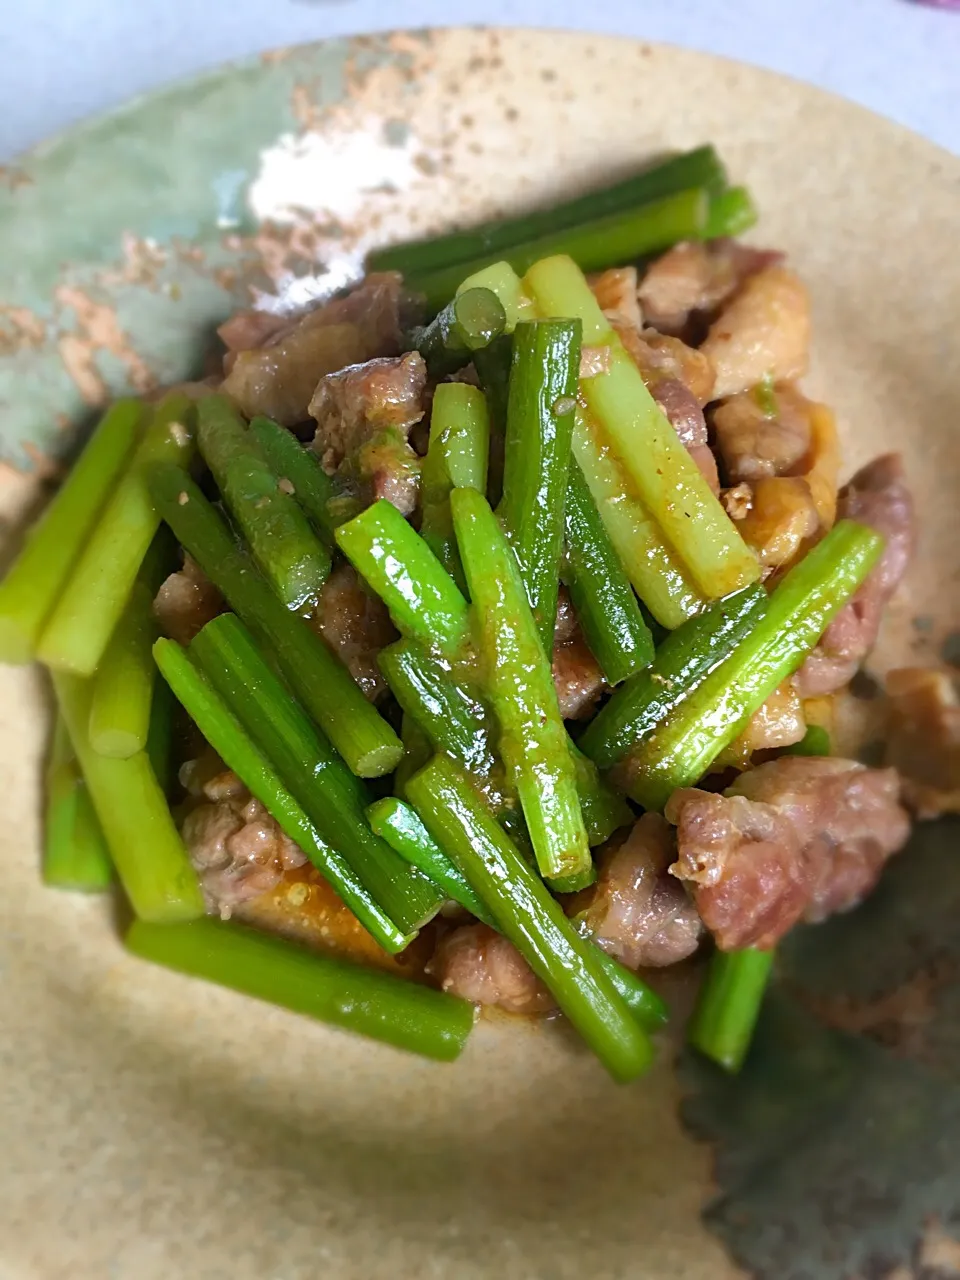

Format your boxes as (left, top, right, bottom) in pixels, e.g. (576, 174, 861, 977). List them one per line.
(1, 27, 959, 1280)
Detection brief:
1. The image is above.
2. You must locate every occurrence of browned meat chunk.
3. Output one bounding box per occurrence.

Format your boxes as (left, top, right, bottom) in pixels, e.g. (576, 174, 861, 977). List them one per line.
(796, 455, 915, 697)
(217, 307, 290, 356)
(579, 814, 703, 969)
(884, 667, 960, 818)
(432, 923, 555, 1014)
(311, 563, 397, 701)
(309, 351, 426, 516)
(153, 554, 224, 646)
(700, 266, 811, 399)
(181, 771, 308, 918)
(638, 239, 783, 335)
(737, 476, 820, 570)
(220, 273, 406, 425)
(551, 589, 605, 719)
(666, 757, 910, 949)
(588, 266, 642, 330)
(713, 384, 814, 483)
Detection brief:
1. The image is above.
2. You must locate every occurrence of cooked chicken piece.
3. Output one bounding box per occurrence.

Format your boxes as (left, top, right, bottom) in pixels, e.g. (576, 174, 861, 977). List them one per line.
(741, 680, 807, 753)
(737, 476, 820, 569)
(153, 554, 224, 646)
(309, 351, 425, 516)
(181, 772, 308, 918)
(713, 384, 814, 483)
(667, 756, 909, 949)
(221, 273, 407, 425)
(884, 667, 960, 818)
(551, 589, 605, 719)
(578, 814, 703, 969)
(432, 924, 555, 1014)
(588, 266, 642, 330)
(700, 266, 811, 400)
(615, 325, 716, 408)
(638, 239, 783, 335)
(310, 563, 397, 701)
(796, 455, 914, 697)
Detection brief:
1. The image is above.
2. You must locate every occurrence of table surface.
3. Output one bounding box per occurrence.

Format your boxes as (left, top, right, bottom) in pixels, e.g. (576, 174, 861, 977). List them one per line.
(3, 0, 959, 162)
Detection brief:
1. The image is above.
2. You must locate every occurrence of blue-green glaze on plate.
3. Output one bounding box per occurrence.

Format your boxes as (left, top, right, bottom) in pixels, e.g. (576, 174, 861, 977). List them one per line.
(0, 33, 430, 473)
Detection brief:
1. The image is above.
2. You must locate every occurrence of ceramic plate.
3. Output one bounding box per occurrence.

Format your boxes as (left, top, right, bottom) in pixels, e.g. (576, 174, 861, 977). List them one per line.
(1, 28, 958, 1280)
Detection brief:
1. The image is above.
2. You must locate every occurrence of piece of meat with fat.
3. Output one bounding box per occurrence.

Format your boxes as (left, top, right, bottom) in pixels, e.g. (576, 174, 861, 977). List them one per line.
(431, 923, 556, 1014)
(700, 266, 811, 400)
(153, 555, 224, 646)
(220, 273, 407, 425)
(666, 756, 910, 949)
(718, 679, 807, 769)
(884, 667, 960, 818)
(551, 589, 605, 719)
(737, 476, 820, 570)
(180, 771, 308, 918)
(310, 563, 397, 701)
(638, 239, 784, 335)
(588, 266, 642, 330)
(796, 454, 915, 697)
(712, 384, 814, 483)
(309, 350, 426, 516)
(578, 814, 703, 969)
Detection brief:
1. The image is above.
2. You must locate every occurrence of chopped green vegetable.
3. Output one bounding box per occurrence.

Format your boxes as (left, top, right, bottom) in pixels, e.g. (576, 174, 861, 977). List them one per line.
(580, 584, 769, 770)
(37, 393, 195, 676)
(408, 188, 710, 311)
(562, 461, 655, 684)
(87, 581, 157, 758)
(249, 416, 358, 541)
(126, 917, 476, 1062)
(43, 716, 113, 892)
(153, 637, 414, 954)
(148, 463, 402, 777)
(498, 319, 581, 649)
(572, 407, 704, 629)
(335, 499, 471, 657)
(190, 613, 444, 937)
(197, 394, 331, 609)
(407, 754, 653, 1082)
(420, 383, 490, 592)
(526, 255, 760, 599)
(703, 185, 758, 240)
(456, 262, 537, 331)
(53, 670, 204, 923)
(410, 286, 507, 378)
(785, 723, 832, 757)
(0, 399, 145, 665)
(624, 521, 884, 810)
(451, 486, 590, 883)
(688, 947, 775, 1073)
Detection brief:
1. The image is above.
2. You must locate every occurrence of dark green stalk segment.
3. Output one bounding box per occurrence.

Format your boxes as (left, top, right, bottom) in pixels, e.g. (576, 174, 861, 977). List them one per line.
(498, 319, 581, 649)
(408, 187, 710, 312)
(624, 521, 884, 811)
(420, 384, 490, 591)
(335, 500, 470, 658)
(52, 671, 204, 923)
(190, 613, 444, 936)
(368, 144, 726, 277)
(197, 395, 330, 609)
(580, 584, 769, 770)
(43, 717, 113, 893)
(410, 287, 507, 378)
(38, 393, 196, 677)
(367, 797, 495, 926)
(153, 638, 413, 954)
(703, 185, 758, 240)
(407, 754, 653, 1082)
(126, 917, 476, 1062)
(568, 916, 669, 1032)
(379, 640, 499, 778)
(569, 746, 633, 847)
(0, 399, 145, 665)
(87, 580, 157, 758)
(562, 461, 655, 685)
(472, 335, 513, 507)
(688, 947, 775, 1072)
(451, 486, 590, 882)
(148, 463, 402, 778)
(394, 714, 434, 800)
(249, 416, 357, 542)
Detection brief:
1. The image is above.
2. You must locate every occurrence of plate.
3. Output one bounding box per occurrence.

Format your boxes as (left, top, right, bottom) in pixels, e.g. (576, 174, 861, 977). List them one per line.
(1, 28, 958, 1280)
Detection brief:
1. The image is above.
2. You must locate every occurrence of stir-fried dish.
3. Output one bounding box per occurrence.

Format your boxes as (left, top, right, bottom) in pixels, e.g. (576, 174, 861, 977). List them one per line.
(1, 143, 950, 1080)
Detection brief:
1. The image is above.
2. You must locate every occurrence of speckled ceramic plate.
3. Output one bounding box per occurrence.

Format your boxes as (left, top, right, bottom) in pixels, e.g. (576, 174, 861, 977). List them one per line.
(1, 29, 959, 1280)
